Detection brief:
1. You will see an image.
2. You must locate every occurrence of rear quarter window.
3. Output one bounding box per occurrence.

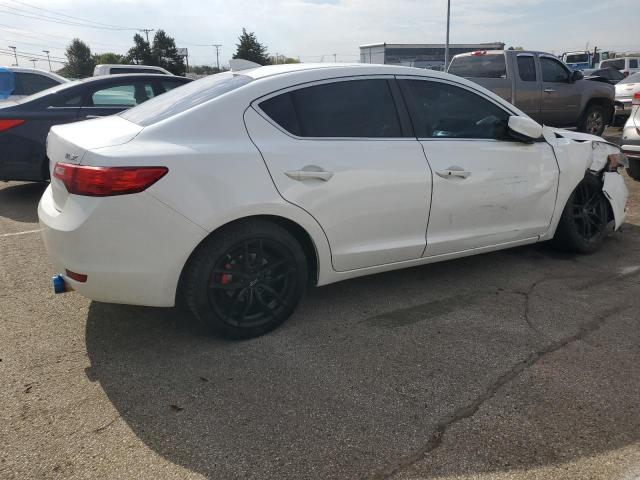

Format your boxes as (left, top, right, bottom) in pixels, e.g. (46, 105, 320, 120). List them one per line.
(448, 54, 507, 79)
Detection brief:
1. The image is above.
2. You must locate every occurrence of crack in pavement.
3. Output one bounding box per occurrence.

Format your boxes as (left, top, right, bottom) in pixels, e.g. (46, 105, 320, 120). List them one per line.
(370, 304, 630, 480)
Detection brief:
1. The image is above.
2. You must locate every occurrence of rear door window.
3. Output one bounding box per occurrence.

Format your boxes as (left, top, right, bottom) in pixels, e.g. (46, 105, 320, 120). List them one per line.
(16, 72, 60, 95)
(259, 79, 403, 138)
(399, 79, 510, 140)
(90, 82, 155, 107)
(448, 54, 507, 78)
(160, 79, 187, 92)
(517, 56, 537, 81)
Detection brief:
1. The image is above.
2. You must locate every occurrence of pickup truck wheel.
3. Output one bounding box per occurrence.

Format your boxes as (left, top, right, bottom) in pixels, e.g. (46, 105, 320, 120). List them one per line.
(553, 174, 610, 254)
(579, 105, 606, 136)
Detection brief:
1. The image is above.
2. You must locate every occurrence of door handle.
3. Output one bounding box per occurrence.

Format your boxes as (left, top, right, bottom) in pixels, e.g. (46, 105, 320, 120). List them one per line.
(544, 88, 556, 93)
(435, 167, 471, 179)
(285, 168, 333, 182)
(85, 115, 101, 119)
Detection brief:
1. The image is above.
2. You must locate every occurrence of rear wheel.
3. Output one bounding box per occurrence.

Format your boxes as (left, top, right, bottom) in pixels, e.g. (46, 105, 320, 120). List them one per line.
(553, 174, 611, 254)
(578, 104, 607, 136)
(182, 220, 307, 339)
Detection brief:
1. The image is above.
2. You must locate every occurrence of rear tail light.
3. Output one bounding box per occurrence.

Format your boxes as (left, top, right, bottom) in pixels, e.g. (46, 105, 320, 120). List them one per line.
(471, 50, 487, 56)
(633, 92, 640, 106)
(624, 71, 629, 77)
(53, 162, 168, 197)
(0, 119, 25, 132)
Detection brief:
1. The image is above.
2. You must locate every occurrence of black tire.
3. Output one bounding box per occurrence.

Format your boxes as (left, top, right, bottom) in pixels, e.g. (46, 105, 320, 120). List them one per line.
(182, 219, 307, 339)
(578, 104, 607, 136)
(553, 174, 611, 254)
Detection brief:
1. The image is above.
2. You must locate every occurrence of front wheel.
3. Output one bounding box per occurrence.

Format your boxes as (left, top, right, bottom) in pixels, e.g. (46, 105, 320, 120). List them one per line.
(182, 220, 308, 339)
(553, 175, 611, 254)
(578, 104, 607, 136)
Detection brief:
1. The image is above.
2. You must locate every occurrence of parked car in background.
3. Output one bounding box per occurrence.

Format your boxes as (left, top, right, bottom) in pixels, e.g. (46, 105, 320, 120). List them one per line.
(583, 67, 625, 85)
(0, 67, 68, 104)
(599, 57, 640, 77)
(614, 72, 640, 120)
(0, 73, 191, 181)
(621, 91, 640, 180)
(38, 63, 629, 339)
(93, 64, 173, 76)
(447, 50, 615, 135)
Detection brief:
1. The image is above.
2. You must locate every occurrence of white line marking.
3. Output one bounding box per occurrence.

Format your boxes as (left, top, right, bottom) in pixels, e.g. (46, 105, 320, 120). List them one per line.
(0, 229, 41, 238)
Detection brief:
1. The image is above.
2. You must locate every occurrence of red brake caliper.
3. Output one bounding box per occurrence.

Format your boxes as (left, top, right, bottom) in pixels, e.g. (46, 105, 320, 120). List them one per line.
(221, 263, 233, 285)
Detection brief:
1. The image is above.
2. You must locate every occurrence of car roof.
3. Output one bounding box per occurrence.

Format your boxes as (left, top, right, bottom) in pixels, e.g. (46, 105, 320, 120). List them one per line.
(241, 62, 455, 80)
(0, 66, 68, 82)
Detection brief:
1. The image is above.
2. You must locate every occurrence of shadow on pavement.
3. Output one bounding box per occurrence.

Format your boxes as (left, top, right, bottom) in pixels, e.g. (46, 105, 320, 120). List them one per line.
(0, 181, 47, 223)
(84, 230, 640, 479)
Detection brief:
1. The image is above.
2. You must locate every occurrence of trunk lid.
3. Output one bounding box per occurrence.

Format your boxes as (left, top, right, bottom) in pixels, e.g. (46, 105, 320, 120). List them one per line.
(48, 116, 143, 210)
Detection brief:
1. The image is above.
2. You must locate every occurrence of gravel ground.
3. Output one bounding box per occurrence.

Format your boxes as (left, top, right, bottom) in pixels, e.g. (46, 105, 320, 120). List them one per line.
(1, 131, 639, 479)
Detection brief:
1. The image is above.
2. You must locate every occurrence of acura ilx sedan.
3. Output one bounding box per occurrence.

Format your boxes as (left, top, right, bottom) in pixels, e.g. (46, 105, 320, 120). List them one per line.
(39, 62, 630, 338)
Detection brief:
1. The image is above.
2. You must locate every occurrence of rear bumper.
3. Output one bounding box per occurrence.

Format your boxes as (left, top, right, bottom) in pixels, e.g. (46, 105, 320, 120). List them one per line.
(38, 185, 208, 307)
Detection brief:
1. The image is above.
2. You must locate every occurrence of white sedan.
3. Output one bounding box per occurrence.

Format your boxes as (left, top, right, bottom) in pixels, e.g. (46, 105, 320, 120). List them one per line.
(39, 62, 629, 338)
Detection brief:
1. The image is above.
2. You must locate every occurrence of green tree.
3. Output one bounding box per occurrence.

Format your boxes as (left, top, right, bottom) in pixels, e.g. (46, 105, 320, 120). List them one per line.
(125, 34, 152, 65)
(93, 52, 123, 65)
(233, 28, 269, 65)
(151, 29, 185, 75)
(61, 39, 95, 78)
(269, 54, 299, 65)
(187, 65, 226, 76)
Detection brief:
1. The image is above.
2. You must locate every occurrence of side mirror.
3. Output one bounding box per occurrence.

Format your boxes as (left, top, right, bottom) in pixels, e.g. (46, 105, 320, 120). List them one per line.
(571, 70, 584, 82)
(508, 116, 543, 142)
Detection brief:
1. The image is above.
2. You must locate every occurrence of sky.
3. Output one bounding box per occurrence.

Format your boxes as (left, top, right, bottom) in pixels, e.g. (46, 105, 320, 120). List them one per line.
(0, 0, 639, 70)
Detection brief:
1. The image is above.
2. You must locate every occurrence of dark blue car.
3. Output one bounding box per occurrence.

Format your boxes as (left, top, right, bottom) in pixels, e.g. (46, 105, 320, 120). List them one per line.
(0, 73, 191, 181)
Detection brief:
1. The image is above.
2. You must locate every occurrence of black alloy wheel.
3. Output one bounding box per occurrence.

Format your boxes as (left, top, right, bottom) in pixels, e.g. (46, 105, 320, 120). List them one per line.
(207, 238, 298, 328)
(554, 174, 611, 254)
(183, 220, 308, 339)
(571, 180, 609, 242)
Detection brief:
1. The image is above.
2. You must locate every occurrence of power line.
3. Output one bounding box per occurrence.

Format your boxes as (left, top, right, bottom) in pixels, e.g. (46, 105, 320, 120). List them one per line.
(0, 5, 140, 31)
(6, 0, 141, 30)
(139, 28, 154, 43)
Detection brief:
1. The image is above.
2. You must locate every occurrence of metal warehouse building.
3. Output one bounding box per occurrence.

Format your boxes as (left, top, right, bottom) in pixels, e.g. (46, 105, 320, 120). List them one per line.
(359, 42, 505, 69)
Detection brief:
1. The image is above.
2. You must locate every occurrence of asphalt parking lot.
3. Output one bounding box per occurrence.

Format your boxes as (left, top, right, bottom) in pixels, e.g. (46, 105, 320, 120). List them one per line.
(1, 129, 639, 479)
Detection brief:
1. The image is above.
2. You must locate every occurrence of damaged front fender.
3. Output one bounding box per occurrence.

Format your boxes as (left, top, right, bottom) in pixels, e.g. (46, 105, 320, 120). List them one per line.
(539, 126, 629, 239)
(602, 171, 628, 229)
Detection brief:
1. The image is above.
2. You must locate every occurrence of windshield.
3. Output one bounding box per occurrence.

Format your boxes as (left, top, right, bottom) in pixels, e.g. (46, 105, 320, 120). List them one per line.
(600, 59, 624, 70)
(565, 53, 589, 63)
(619, 72, 640, 84)
(120, 72, 252, 126)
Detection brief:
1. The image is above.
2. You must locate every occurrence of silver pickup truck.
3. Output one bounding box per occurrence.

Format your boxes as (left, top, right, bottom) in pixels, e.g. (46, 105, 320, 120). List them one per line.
(448, 50, 615, 136)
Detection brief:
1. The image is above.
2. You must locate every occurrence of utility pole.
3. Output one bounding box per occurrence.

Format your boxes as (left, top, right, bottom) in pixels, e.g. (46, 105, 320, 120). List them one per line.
(213, 44, 222, 70)
(42, 50, 51, 71)
(444, 0, 451, 70)
(333, 53, 338, 62)
(9, 45, 18, 66)
(140, 28, 154, 43)
(30, 58, 37, 68)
